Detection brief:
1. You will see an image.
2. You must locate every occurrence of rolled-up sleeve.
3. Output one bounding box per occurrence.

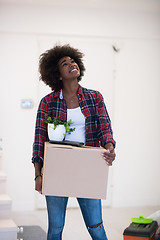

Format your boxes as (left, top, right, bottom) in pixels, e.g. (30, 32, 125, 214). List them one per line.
(32, 98, 48, 163)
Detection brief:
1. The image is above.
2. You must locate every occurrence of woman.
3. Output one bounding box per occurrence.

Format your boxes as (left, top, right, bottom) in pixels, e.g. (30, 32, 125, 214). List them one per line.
(32, 44, 116, 240)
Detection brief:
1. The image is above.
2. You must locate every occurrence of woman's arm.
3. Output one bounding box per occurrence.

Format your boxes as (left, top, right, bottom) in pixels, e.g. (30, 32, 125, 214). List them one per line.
(32, 97, 48, 193)
(96, 92, 116, 165)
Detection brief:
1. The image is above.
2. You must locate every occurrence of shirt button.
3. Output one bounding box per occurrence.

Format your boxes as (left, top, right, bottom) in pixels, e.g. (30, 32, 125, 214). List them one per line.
(81, 107, 84, 110)
(79, 98, 81, 100)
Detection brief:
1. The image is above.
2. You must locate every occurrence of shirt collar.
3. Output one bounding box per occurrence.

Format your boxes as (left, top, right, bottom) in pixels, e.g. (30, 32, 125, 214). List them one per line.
(53, 89, 61, 99)
(77, 84, 83, 96)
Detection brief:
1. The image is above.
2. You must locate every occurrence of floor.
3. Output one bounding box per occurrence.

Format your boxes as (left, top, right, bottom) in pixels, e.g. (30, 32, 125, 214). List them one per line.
(12, 205, 160, 240)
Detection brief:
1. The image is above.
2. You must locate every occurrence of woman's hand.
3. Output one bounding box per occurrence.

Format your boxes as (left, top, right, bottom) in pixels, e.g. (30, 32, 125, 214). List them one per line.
(102, 143, 116, 166)
(34, 161, 43, 194)
(35, 175, 42, 194)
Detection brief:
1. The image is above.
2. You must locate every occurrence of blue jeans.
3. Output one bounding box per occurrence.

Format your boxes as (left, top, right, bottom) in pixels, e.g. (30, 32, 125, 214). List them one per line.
(46, 196, 108, 240)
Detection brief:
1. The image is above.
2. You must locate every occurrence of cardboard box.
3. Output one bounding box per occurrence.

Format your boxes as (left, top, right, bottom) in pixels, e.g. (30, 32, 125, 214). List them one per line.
(42, 142, 109, 199)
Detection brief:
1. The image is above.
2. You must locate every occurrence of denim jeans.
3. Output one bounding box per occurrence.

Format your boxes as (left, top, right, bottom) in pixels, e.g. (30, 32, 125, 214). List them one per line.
(46, 196, 108, 240)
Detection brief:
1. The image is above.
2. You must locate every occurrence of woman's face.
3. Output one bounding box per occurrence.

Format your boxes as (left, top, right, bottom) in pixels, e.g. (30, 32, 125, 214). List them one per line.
(58, 56, 80, 81)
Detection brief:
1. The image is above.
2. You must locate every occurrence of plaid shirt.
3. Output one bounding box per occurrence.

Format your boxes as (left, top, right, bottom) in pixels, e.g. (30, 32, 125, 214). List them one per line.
(32, 85, 116, 163)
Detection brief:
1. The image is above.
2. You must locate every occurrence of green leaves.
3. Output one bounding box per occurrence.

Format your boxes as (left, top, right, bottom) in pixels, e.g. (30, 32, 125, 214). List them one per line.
(44, 114, 75, 134)
(44, 116, 53, 124)
(64, 120, 75, 135)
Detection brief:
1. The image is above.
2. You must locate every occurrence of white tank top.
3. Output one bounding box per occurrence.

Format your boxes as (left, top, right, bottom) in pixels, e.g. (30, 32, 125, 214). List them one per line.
(65, 107, 86, 145)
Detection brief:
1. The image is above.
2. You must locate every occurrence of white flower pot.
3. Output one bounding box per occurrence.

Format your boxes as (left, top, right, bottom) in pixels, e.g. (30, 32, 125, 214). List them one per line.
(48, 124, 66, 141)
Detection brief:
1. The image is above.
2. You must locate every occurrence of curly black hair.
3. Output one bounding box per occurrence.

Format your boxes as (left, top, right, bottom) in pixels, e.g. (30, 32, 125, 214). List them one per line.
(39, 44, 86, 91)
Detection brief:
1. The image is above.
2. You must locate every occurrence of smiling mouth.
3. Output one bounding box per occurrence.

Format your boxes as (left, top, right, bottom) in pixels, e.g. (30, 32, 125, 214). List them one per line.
(71, 69, 77, 72)
(70, 68, 78, 73)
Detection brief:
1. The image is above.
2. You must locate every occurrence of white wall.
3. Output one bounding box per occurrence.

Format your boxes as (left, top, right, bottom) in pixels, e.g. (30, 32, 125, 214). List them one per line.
(0, 34, 39, 210)
(0, 1, 160, 211)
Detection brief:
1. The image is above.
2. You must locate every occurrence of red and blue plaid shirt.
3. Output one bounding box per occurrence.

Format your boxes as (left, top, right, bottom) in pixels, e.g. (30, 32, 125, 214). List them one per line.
(32, 85, 116, 163)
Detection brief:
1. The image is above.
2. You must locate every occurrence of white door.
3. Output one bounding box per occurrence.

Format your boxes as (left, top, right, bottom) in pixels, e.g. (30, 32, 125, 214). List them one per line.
(36, 35, 115, 209)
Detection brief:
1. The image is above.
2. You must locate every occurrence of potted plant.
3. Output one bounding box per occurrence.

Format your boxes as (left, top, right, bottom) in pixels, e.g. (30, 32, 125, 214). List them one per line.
(44, 115, 75, 141)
